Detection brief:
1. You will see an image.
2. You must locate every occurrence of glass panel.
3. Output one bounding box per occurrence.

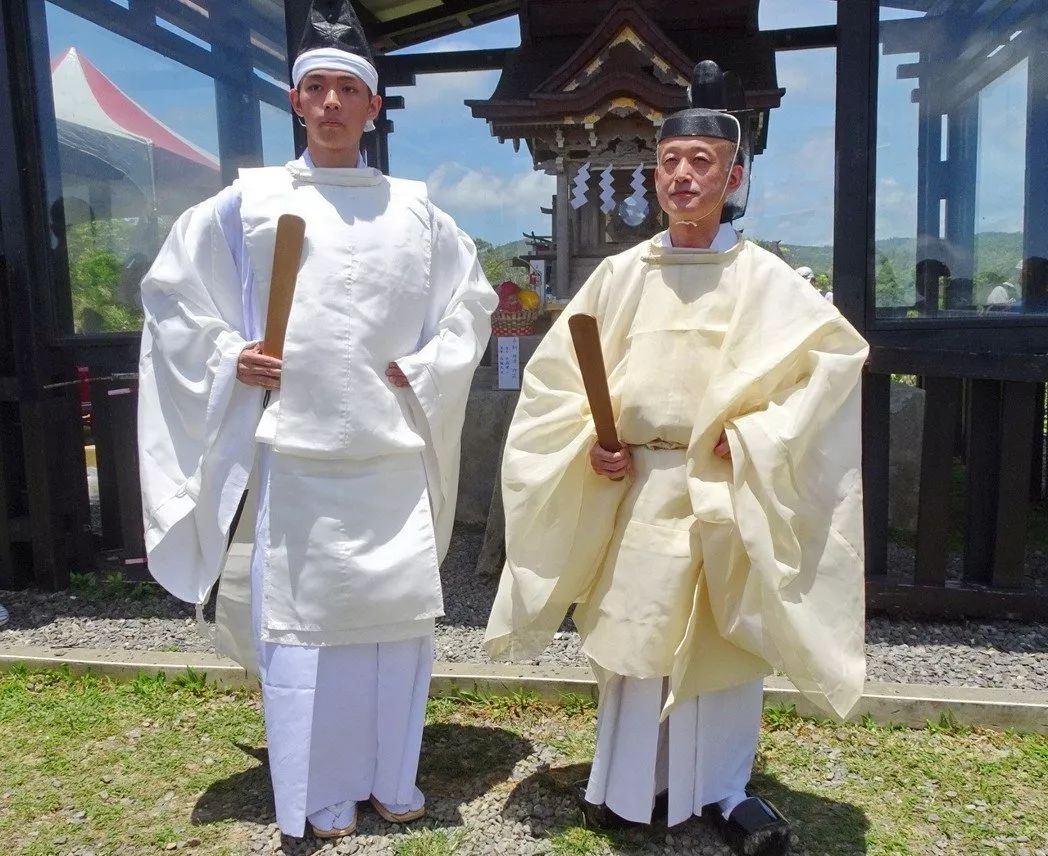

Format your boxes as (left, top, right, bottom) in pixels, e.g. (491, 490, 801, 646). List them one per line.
(39, 1, 294, 334)
(740, 48, 837, 301)
(875, 2, 1047, 321)
(260, 99, 295, 166)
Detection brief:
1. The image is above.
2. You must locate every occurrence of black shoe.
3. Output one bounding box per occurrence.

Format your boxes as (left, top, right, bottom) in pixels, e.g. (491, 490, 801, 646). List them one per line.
(651, 789, 668, 824)
(574, 783, 640, 830)
(708, 795, 791, 856)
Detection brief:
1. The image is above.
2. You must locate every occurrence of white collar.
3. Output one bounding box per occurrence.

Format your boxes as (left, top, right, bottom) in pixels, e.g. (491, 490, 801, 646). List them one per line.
(656, 222, 738, 252)
(301, 150, 367, 169)
(287, 150, 380, 186)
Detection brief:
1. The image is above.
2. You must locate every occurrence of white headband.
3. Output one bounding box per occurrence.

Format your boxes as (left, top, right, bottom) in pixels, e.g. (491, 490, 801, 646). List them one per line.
(292, 48, 379, 132)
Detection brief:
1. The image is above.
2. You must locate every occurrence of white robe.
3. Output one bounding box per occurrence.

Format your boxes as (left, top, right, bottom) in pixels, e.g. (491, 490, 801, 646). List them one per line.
(138, 155, 496, 652)
(587, 675, 763, 825)
(138, 154, 494, 837)
(486, 231, 868, 719)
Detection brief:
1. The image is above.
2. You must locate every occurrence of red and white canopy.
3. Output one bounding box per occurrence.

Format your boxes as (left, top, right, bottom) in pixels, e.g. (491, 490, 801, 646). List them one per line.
(50, 47, 220, 213)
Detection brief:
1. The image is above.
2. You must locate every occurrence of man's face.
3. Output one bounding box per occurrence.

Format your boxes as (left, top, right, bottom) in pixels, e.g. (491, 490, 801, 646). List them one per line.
(654, 136, 743, 222)
(289, 71, 381, 153)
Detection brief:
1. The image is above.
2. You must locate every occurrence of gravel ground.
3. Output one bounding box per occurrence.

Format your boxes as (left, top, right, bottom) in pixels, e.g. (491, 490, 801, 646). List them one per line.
(2, 526, 1047, 692)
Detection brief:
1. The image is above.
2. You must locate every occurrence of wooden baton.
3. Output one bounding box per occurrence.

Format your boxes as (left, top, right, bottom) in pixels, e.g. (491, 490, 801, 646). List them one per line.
(568, 313, 626, 481)
(261, 214, 306, 360)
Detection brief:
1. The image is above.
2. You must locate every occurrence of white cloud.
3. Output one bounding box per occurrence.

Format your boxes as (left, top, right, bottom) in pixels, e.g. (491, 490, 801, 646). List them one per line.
(777, 63, 811, 98)
(389, 69, 500, 110)
(875, 176, 918, 240)
(426, 162, 555, 217)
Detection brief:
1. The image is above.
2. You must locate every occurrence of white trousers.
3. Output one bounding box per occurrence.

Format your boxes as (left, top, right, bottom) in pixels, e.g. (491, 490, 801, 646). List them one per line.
(251, 450, 432, 837)
(586, 675, 763, 826)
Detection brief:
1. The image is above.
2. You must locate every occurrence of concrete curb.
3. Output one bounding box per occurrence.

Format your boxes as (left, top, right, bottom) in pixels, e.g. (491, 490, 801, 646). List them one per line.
(1, 645, 1046, 733)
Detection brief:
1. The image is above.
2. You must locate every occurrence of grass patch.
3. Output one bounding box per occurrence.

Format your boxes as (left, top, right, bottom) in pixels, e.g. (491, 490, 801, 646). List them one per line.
(394, 827, 465, 856)
(0, 668, 264, 855)
(69, 571, 162, 603)
(559, 692, 597, 716)
(1, 669, 1045, 855)
(549, 826, 613, 855)
(547, 727, 596, 763)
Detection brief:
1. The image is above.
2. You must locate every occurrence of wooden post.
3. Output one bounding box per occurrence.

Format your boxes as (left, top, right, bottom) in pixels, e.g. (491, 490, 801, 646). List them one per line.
(963, 379, 1001, 584)
(914, 376, 961, 586)
(555, 168, 571, 299)
(862, 371, 890, 578)
(991, 382, 1036, 589)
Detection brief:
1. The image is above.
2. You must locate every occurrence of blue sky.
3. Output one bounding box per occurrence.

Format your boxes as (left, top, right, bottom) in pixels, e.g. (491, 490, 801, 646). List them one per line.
(44, 0, 1028, 249)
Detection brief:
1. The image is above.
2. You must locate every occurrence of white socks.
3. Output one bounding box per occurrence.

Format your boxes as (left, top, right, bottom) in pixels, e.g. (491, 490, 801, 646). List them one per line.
(307, 800, 356, 832)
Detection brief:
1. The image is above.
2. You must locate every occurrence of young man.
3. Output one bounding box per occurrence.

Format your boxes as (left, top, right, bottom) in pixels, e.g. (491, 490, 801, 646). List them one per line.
(485, 61, 868, 856)
(138, 0, 495, 839)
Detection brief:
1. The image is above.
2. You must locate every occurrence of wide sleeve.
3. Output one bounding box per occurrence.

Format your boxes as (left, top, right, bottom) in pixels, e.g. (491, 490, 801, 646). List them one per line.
(484, 260, 632, 661)
(720, 318, 869, 717)
(394, 204, 497, 558)
(138, 196, 256, 603)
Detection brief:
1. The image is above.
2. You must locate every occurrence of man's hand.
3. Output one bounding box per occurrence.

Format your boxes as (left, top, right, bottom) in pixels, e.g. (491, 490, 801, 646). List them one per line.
(237, 342, 281, 390)
(386, 362, 410, 388)
(714, 429, 731, 461)
(590, 442, 632, 479)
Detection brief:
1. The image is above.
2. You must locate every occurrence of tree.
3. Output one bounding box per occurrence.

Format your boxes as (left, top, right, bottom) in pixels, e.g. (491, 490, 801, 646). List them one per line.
(66, 219, 144, 332)
(875, 253, 907, 307)
(474, 237, 527, 288)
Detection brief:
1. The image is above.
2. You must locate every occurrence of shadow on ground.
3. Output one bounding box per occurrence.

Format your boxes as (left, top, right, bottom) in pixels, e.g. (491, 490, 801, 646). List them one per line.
(504, 761, 871, 855)
(191, 724, 535, 854)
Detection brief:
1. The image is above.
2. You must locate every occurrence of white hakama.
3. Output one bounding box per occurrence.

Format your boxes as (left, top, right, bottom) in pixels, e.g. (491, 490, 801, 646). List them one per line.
(585, 676, 763, 826)
(251, 450, 432, 837)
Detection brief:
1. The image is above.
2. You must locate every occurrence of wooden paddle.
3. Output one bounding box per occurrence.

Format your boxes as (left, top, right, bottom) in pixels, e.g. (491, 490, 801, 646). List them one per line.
(568, 313, 625, 481)
(261, 214, 306, 360)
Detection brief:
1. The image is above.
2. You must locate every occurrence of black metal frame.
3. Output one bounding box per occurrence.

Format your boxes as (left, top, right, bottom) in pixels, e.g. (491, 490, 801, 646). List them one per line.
(834, 0, 1048, 619)
(0, 0, 93, 589)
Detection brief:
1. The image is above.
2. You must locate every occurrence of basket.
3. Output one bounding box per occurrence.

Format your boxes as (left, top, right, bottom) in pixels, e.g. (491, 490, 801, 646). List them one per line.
(492, 308, 540, 336)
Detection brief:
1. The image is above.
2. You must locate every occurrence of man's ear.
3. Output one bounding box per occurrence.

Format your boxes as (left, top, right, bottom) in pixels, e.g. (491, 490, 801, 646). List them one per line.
(727, 163, 745, 193)
(289, 87, 303, 117)
(368, 93, 383, 121)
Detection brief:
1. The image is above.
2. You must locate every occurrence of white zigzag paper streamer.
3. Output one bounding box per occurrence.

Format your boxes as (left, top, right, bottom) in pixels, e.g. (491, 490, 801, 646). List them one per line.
(570, 163, 591, 210)
(599, 165, 615, 213)
(630, 163, 645, 198)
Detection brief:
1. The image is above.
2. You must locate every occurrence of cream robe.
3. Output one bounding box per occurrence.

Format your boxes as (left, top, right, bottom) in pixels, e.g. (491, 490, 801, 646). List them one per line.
(138, 160, 495, 657)
(485, 235, 868, 718)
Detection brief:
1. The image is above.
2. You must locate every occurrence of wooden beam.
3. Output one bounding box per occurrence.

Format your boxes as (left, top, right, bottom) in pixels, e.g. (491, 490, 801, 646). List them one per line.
(867, 579, 1048, 622)
(914, 377, 961, 587)
(370, 0, 516, 42)
(991, 382, 1036, 589)
(867, 346, 1048, 382)
(354, 1, 382, 27)
(863, 372, 891, 578)
(0, 414, 13, 589)
(377, 47, 512, 84)
(963, 379, 1001, 584)
(555, 169, 570, 300)
(767, 25, 836, 51)
(831, 0, 877, 334)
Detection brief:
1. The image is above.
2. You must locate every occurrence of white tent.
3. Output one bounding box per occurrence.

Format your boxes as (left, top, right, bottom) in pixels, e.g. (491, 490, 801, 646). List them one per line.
(50, 47, 221, 217)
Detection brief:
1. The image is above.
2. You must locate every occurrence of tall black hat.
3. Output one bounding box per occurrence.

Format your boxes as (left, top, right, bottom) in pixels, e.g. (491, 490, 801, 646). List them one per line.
(297, 0, 374, 64)
(658, 60, 756, 222)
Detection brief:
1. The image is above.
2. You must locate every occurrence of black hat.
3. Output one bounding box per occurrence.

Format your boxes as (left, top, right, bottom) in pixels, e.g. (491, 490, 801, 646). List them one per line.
(297, 0, 374, 64)
(658, 61, 748, 143)
(658, 60, 756, 222)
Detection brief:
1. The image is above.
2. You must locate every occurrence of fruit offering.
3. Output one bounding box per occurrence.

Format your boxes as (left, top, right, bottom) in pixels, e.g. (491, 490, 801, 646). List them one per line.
(518, 289, 541, 310)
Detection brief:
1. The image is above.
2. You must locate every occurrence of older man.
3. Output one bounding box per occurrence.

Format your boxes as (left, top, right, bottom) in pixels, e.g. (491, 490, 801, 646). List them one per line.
(485, 61, 868, 856)
(138, 0, 495, 839)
